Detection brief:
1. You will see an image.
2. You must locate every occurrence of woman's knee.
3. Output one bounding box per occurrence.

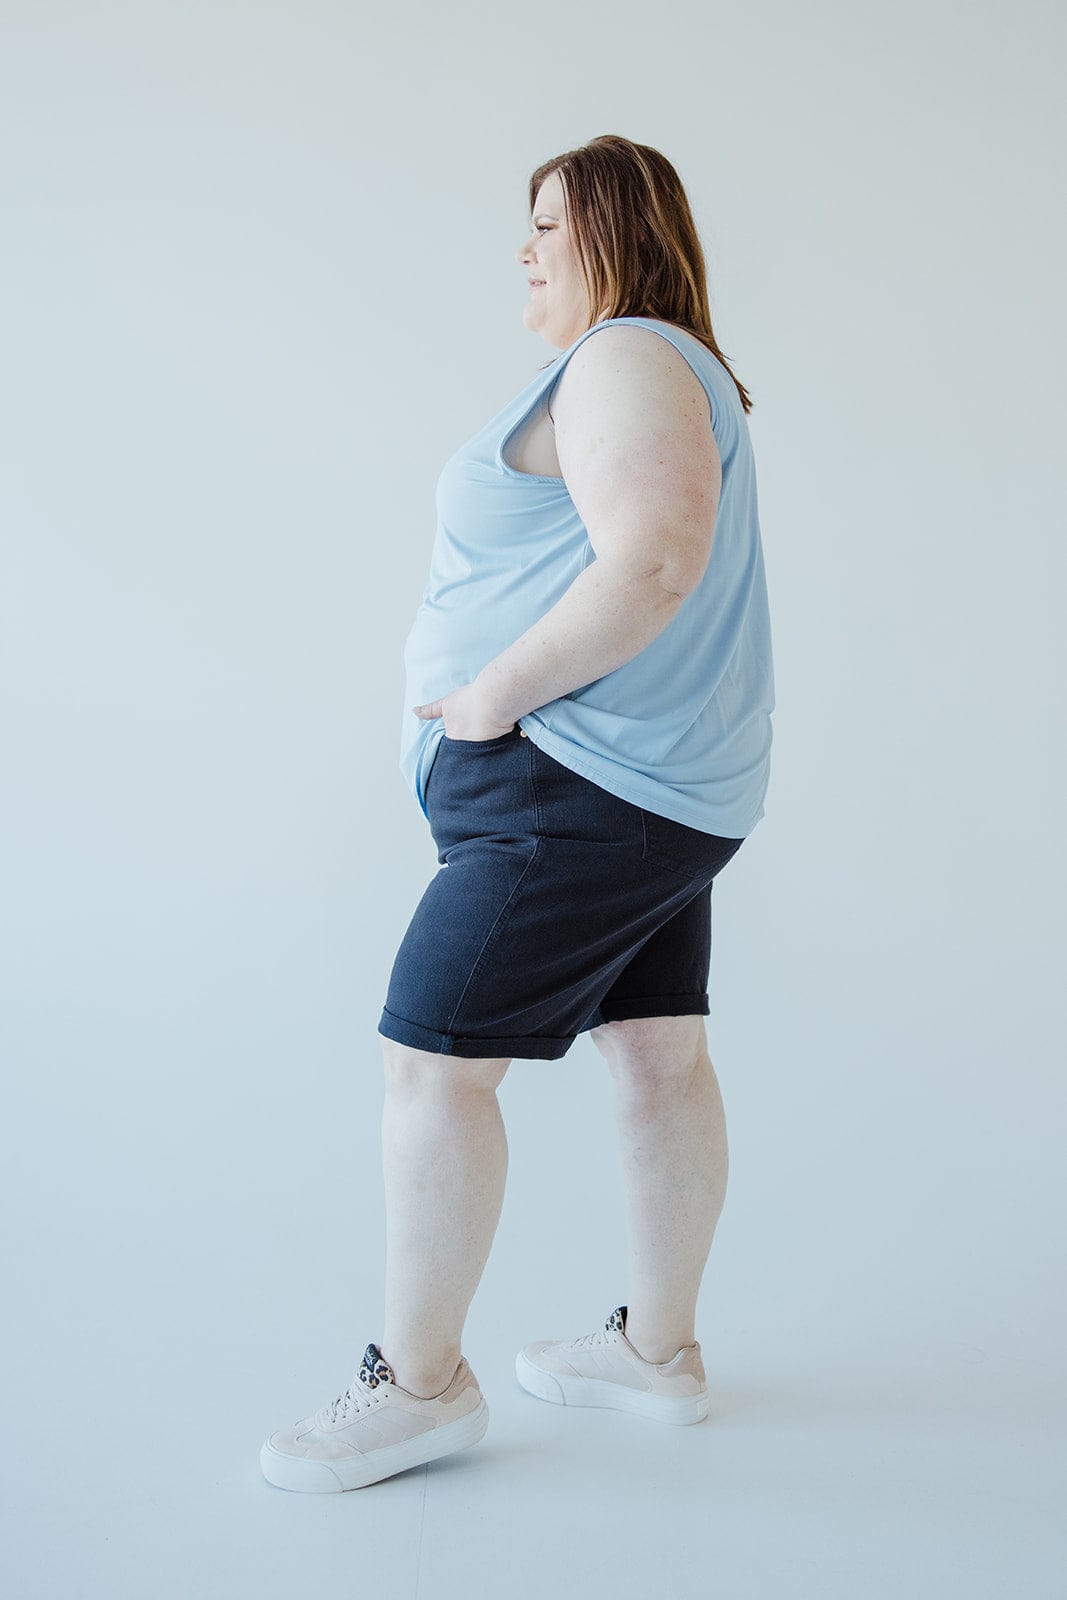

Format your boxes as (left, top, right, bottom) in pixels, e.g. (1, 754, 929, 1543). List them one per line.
(380, 1035, 511, 1093)
(589, 1013, 707, 1083)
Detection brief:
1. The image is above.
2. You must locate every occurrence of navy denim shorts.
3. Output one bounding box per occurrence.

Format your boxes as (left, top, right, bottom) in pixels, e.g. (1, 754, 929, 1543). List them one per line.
(378, 727, 745, 1060)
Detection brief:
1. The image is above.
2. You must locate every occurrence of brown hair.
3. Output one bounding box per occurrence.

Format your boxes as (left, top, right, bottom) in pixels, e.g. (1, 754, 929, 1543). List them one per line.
(528, 134, 753, 414)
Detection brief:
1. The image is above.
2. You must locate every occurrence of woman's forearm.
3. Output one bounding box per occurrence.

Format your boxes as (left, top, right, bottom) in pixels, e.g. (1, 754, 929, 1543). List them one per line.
(474, 558, 688, 727)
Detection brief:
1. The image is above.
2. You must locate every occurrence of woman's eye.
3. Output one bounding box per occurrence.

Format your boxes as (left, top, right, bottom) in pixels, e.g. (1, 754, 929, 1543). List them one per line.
(536, 225, 550, 234)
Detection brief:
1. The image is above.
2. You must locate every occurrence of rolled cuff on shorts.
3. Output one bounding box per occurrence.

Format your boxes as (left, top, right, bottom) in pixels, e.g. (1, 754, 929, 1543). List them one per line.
(378, 993, 711, 1061)
(580, 993, 711, 1029)
(378, 1005, 574, 1060)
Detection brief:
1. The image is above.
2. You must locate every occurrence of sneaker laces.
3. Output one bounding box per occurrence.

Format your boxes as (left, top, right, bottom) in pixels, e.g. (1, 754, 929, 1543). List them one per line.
(566, 1328, 613, 1350)
(564, 1305, 629, 1351)
(316, 1342, 396, 1426)
(319, 1383, 372, 1425)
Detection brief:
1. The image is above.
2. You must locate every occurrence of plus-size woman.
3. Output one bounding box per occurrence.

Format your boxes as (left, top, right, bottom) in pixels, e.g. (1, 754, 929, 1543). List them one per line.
(261, 134, 775, 1493)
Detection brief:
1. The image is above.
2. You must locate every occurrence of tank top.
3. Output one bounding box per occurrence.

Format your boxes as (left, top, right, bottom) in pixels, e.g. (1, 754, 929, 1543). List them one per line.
(399, 315, 775, 837)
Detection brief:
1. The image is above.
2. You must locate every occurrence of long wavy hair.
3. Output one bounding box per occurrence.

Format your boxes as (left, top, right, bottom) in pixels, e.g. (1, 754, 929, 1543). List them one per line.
(528, 134, 753, 414)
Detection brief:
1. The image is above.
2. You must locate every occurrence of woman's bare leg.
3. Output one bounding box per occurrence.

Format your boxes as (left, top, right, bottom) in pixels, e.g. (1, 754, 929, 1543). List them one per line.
(590, 1014, 727, 1362)
(378, 1039, 510, 1397)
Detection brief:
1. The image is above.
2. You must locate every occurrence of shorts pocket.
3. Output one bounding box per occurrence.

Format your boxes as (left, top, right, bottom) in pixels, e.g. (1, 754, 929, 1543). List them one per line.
(440, 728, 521, 748)
(639, 807, 745, 879)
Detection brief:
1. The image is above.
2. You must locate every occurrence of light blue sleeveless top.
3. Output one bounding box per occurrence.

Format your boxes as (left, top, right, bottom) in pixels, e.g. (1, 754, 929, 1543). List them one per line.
(399, 315, 775, 838)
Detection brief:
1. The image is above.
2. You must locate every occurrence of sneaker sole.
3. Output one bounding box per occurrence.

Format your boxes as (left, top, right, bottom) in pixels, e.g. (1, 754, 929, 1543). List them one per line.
(515, 1350, 709, 1425)
(260, 1394, 490, 1492)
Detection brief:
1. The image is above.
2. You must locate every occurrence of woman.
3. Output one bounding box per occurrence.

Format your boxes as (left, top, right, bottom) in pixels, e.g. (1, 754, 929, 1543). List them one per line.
(261, 135, 775, 1493)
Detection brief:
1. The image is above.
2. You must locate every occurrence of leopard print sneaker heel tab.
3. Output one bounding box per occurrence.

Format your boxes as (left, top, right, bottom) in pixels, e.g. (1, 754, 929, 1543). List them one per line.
(358, 1344, 396, 1389)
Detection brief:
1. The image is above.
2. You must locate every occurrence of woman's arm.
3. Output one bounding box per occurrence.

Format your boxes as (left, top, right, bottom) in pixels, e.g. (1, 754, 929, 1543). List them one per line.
(472, 326, 721, 728)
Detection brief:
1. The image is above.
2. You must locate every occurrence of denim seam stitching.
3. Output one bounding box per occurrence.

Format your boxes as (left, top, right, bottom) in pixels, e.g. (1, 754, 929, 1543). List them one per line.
(639, 811, 697, 878)
(444, 835, 543, 1039)
(528, 732, 544, 834)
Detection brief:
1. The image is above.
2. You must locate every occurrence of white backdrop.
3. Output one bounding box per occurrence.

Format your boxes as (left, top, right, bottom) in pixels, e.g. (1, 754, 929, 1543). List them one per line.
(2, 1, 1064, 1595)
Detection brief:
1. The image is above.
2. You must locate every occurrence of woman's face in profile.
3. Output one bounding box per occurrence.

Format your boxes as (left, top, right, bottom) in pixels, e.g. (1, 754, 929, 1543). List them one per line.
(517, 168, 593, 351)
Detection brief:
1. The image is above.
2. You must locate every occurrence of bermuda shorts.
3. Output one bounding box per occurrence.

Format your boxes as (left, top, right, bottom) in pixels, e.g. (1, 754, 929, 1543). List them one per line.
(378, 726, 745, 1060)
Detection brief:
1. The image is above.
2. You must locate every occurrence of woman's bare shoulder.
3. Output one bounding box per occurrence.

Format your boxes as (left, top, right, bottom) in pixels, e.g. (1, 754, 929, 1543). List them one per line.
(552, 321, 710, 422)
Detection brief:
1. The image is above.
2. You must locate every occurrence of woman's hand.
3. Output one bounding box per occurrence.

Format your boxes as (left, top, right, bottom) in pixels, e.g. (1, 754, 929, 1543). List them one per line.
(411, 681, 517, 741)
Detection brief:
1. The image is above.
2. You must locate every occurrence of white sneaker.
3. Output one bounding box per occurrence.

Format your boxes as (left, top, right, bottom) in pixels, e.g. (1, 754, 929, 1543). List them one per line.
(261, 1341, 489, 1492)
(515, 1304, 709, 1426)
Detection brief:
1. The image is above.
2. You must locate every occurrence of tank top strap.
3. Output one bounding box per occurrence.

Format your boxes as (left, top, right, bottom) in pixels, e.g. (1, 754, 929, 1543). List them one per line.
(494, 317, 734, 478)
